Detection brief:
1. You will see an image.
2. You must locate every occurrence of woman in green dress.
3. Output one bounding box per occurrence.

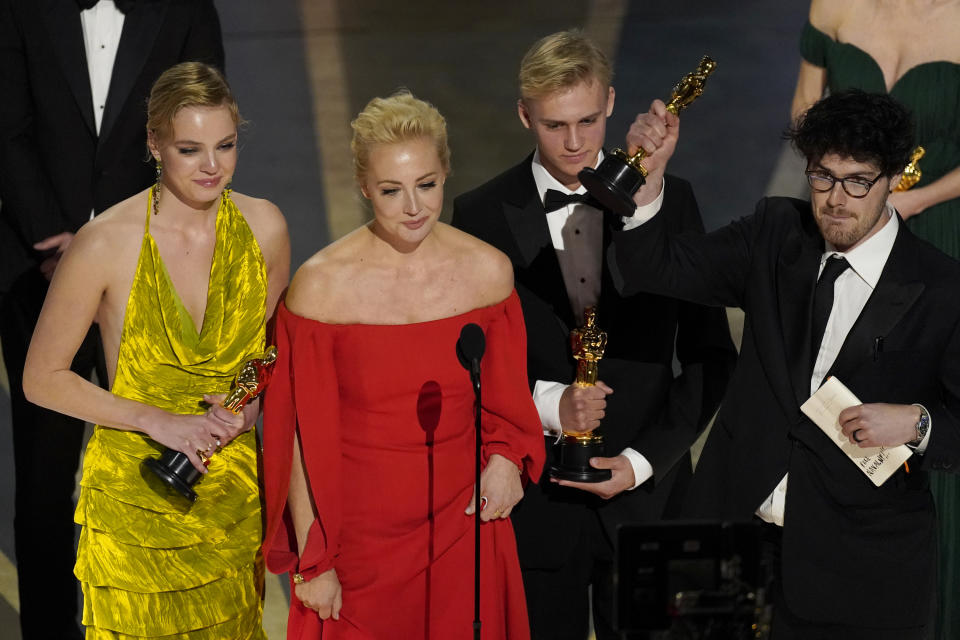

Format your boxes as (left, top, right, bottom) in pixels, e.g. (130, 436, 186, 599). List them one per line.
(22, 62, 289, 638)
(792, 2, 960, 637)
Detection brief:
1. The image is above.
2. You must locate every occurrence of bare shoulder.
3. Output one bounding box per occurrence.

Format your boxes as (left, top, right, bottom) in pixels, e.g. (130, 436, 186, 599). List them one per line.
(809, 0, 850, 35)
(438, 223, 514, 306)
(71, 190, 147, 260)
(230, 192, 288, 243)
(284, 228, 365, 321)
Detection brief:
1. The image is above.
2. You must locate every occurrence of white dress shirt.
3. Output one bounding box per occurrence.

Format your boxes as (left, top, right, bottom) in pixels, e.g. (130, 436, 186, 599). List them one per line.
(529, 149, 665, 490)
(81, 0, 124, 220)
(756, 205, 930, 526)
(81, 1, 125, 135)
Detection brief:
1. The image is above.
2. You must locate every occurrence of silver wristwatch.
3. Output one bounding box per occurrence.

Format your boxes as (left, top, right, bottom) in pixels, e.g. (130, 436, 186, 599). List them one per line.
(909, 404, 930, 448)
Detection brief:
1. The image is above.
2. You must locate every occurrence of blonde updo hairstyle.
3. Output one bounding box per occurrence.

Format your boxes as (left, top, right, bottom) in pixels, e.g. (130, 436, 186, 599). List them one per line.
(519, 30, 612, 100)
(350, 90, 451, 186)
(146, 61, 242, 148)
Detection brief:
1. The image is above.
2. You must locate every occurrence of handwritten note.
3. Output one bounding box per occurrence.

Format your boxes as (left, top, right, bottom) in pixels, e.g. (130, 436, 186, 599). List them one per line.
(800, 377, 912, 487)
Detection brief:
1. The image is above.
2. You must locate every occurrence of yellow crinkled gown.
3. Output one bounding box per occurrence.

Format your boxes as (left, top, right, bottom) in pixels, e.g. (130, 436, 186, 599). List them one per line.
(75, 188, 268, 639)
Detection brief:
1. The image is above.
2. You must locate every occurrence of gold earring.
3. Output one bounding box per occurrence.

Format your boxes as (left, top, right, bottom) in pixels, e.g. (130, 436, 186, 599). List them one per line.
(153, 160, 162, 216)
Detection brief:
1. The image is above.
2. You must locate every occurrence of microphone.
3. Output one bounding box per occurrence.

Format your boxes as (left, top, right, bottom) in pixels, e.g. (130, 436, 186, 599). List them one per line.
(456, 323, 485, 381)
(456, 322, 486, 639)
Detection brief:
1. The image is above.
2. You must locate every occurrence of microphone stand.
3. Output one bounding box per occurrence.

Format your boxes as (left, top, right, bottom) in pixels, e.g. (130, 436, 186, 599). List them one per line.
(470, 359, 482, 640)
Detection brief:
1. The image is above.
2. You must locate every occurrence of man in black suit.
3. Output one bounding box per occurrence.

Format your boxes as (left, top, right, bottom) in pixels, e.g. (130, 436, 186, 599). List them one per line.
(610, 90, 960, 638)
(0, 1, 224, 637)
(451, 31, 736, 639)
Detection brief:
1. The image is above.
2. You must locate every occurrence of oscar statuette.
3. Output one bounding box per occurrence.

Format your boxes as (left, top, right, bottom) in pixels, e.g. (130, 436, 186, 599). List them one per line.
(143, 346, 278, 501)
(894, 146, 925, 192)
(578, 55, 717, 216)
(549, 307, 613, 483)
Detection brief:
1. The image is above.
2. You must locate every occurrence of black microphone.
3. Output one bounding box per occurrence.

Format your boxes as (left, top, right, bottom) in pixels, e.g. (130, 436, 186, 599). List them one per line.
(456, 323, 485, 382)
(456, 322, 486, 639)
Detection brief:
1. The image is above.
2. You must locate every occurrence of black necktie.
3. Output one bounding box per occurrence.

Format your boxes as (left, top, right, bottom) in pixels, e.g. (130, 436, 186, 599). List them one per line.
(76, 0, 135, 15)
(810, 255, 850, 371)
(543, 189, 599, 213)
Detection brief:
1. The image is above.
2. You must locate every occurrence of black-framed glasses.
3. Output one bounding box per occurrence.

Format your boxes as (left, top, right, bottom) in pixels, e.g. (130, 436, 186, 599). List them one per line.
(805, 170, 883, 198)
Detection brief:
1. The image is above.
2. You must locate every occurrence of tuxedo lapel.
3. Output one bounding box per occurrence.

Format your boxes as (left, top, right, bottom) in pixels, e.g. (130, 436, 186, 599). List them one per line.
(826, 225, 924, 382)
(44, 0, 95, 137)
(777, 215, 824, 407)
(99, 0, 166, 147)
(502, 164, 576, 330)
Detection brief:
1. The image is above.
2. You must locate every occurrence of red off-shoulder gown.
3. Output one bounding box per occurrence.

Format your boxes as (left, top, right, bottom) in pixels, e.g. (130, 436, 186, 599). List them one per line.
(262, 291, 545, 639)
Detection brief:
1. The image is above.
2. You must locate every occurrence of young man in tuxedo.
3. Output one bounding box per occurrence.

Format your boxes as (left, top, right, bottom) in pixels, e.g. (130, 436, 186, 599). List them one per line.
(0, 1, 224, 637)
(612, 89, 960, 638)
(451, 30, 737, 639)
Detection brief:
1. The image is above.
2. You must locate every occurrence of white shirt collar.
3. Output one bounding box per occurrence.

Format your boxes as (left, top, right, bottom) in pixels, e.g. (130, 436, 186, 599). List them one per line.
(530, 148, 603, 204)
(823, 203, 899, 289)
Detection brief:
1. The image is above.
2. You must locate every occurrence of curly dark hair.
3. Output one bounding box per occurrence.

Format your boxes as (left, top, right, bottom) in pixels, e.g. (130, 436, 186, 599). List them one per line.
(788, 89, 915, 177)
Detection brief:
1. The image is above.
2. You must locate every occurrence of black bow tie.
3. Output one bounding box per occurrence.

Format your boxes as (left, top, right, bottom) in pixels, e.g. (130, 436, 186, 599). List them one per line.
(77, 0, 136, 15)
(543, 189, 601, 213)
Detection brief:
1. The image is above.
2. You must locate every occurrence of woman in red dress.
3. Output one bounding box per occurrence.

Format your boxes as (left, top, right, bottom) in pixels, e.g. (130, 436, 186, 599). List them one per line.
(262, 91, 545, 639)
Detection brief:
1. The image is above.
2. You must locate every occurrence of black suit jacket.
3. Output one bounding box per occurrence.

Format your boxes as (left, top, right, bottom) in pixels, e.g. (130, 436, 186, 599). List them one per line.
(452, 156, 736, 569)
(0, 0, 224, 294)
(608, 195, 960, 627)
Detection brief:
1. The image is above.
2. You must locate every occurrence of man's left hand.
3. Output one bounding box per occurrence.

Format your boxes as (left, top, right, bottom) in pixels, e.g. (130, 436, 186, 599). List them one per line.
(34, 231, 75, 280)
(552, 454, 636, 499)
(838, 403, 921, 448)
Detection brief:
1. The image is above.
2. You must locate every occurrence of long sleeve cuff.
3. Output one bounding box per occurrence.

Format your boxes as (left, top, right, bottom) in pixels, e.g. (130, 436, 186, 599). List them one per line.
(533, 380, 568, 441)
(620, 447, 654, 490)
(622, 177, 665, 229)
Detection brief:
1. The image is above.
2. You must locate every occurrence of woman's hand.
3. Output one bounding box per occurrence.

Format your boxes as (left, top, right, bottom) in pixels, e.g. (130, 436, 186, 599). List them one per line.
(296, 568, 342, 620)
(142, 412, 233, 474)
(465, 453, 523, 522)
(203, 393, 258, 445)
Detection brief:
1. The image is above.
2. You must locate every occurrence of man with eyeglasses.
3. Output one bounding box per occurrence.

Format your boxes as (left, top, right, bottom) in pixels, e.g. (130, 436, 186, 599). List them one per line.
(606, 89, 960, 638)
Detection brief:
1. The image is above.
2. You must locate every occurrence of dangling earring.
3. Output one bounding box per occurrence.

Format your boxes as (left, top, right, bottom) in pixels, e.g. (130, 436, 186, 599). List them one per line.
(153, 159, 162, 216)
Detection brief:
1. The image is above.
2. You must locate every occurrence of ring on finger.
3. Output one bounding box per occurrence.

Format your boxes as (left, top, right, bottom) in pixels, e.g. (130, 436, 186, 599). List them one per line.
(853, 429, 864, 443)
(197, 449, 209, 464)
(493, 508, 503, 517)
(215, 438, 222, 450)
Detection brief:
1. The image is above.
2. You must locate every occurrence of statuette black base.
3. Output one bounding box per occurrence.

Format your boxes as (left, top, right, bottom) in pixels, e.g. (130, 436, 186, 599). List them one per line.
(549, 436, 612, 483)
(578, 154, 646, 218)
(143, 450, 201, 502)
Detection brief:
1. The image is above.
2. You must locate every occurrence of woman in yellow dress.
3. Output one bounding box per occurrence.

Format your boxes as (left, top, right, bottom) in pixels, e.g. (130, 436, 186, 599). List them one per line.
(22, 62, 289, 638)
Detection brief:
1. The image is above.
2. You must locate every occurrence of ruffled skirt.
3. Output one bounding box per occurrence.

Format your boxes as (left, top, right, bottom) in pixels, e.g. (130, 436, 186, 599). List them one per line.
(75, 427, 266, 639)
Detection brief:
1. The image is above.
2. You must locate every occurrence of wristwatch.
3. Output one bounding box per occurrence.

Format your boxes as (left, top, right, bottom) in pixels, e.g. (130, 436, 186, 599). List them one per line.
(908, 404, 930, 448)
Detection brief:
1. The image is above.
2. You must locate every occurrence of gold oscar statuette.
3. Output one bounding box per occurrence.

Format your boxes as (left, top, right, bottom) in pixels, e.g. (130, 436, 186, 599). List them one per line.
(578, 56, 717, 216)
(549, 307, 613, 482)
(894, 146, 925, 192)
(144, 346, 279, 502)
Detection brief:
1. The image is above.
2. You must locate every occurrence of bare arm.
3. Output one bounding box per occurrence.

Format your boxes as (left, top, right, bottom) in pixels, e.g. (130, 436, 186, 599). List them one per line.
(791, 0, 843, 123)
(289, 430, 342, 620)
(22, 221, 233, 472)
(889, 167, 960, 219)
(791, 59, 827, 123)
(288, 431, 317, 555)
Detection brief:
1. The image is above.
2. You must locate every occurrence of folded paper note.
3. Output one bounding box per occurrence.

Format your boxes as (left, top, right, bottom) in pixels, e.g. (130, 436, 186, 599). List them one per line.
(800, 377, 912, 487)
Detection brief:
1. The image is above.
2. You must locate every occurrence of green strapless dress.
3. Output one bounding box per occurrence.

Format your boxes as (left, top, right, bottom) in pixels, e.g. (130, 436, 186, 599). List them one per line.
(802, 21, 960, 639)
(74, 188, 268, 639)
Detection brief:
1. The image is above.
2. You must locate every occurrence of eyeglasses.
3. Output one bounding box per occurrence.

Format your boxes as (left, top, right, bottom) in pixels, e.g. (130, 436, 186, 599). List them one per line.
(805, 171, 883, 198)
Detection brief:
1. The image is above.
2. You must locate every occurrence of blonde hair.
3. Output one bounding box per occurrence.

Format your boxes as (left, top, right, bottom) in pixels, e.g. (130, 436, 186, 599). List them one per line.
(147, 62, 241, 144)
(519, 30, 612, 99)
(350, 90, 450, 183)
